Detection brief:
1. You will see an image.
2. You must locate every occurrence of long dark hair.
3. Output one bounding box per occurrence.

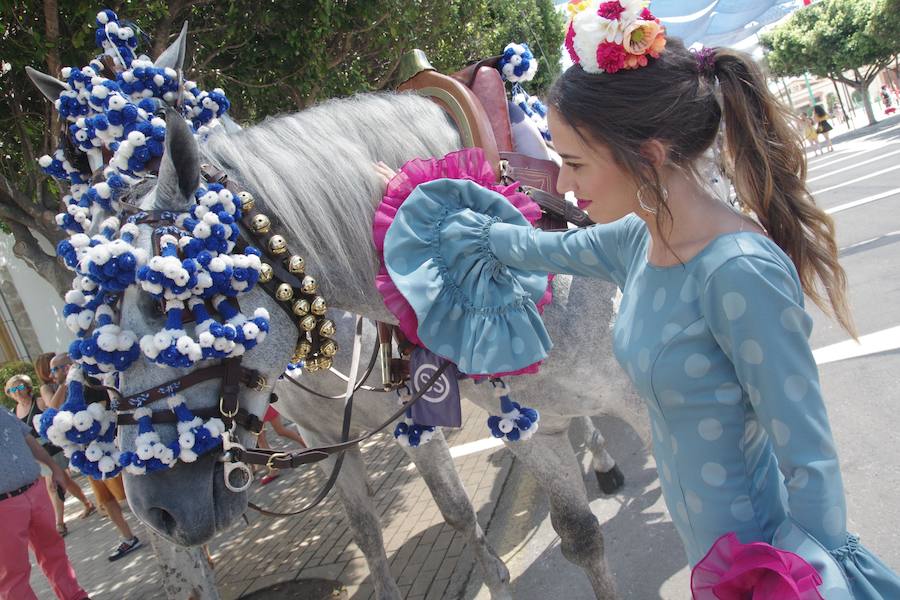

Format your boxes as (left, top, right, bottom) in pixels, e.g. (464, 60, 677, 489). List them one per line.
(548, 39, 854, 335)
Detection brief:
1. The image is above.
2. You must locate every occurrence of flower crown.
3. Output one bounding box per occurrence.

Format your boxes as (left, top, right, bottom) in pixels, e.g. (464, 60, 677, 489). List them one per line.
(565, 0, 667, 74)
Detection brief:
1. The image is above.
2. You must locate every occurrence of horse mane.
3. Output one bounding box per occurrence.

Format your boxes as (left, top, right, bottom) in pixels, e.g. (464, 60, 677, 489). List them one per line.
(201, 92, 463, 299)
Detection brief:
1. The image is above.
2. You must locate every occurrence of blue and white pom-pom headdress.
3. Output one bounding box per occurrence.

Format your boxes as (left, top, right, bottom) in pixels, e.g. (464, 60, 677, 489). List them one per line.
(497, 42, 550, 141)
(33, 9, 270, 479)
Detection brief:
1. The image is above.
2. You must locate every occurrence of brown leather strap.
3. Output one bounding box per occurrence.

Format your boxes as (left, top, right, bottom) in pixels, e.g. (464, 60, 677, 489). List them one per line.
(116, 406, 264, 434)
(106, 358, 263, 410)
(233, 362, 449, 470)
(525, 186, 595, 229)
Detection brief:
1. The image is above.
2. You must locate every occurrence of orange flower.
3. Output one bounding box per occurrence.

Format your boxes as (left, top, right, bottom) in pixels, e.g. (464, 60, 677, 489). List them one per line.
(623, 19, 665, 56)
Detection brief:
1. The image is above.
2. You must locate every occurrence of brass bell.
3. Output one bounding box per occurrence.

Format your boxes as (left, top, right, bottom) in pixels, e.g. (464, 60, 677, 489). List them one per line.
(299, 315, 317, 331)
(258, 263, 273, 283)
(300, 275, 317, 295)
(320, 339, 338, 357)
(318, 319, 336, 338)
(292, 340, 312, 362)
(275, 283, 294, 302)
(251, 213, 271, 234)
(238, 191, 255, 212)
(310, 296, 327, 316)
(286, 255, 305, 275)
(304, 357, 321, 373)
(316, 356, 333, 371)
(268, 235, 287, 255)
(292, 298, 310, 317)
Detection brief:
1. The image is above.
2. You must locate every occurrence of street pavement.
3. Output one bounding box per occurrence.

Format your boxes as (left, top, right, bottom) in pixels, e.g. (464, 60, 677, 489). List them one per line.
(30, 115, 900, 599)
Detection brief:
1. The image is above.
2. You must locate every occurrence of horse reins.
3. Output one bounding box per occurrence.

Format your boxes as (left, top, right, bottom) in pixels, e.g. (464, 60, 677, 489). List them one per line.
(105, 165, 442, 513)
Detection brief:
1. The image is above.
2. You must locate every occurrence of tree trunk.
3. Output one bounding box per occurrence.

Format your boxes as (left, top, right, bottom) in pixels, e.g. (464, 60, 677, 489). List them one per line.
(853, 69, 878, 125)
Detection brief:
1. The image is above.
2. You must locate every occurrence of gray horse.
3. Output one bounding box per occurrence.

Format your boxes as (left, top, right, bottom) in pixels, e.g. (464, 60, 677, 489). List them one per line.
(29, 46, 637, 599)
(109, 90, 639, 599)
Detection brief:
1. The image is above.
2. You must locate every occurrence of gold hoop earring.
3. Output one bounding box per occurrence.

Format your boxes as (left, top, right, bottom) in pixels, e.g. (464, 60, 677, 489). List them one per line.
(636, 184, 667, 215)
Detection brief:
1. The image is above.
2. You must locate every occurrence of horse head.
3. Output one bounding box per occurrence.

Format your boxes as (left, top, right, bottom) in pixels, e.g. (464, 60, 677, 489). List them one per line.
(109, 110, 298, 545)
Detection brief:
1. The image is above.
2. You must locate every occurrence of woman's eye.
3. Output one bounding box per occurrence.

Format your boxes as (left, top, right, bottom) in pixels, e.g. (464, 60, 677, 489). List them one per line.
(566, 163, 582, 171)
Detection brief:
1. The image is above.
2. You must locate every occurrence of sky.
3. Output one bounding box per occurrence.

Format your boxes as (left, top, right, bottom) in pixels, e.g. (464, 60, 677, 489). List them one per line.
(553, 0, 805, 55)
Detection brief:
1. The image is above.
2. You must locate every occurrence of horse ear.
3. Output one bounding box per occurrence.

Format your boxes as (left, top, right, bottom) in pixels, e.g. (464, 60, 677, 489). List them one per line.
(25, 66, 67, 103)
(154, 21, 188, 73)
(155, 108, 200, 210)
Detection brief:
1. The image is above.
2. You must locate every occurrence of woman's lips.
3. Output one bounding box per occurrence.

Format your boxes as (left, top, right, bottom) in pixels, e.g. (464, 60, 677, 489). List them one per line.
(576, 198, 592, 210)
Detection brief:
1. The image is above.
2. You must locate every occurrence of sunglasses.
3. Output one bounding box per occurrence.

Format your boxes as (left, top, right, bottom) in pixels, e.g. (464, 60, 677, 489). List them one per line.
(6, 384, 27, 394)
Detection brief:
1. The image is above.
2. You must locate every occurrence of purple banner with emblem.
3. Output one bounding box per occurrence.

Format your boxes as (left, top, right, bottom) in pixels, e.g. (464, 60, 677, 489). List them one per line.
(409, 347, 462, 428)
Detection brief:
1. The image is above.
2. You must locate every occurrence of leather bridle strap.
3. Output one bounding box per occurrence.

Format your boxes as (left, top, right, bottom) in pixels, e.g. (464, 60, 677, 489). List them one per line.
(237, 361, 449, 470)
(249, 316, 365, 517)
(281, 333, 382, 400)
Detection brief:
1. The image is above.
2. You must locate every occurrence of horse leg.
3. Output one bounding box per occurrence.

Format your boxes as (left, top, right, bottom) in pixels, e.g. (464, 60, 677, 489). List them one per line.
(315, 442, 401, 600)
(576, 416, 625, 495)
(147, 529, 219, 600)
(508, 416, 617, 599)
(402, 429, 511, 600)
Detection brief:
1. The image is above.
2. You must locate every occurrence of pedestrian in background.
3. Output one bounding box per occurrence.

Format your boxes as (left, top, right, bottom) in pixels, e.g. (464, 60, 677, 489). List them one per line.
(813, 104, 834, 152)
(49, 354, 143, 561)
(6, 373, 95, 537)
(0, 405, 91, 600)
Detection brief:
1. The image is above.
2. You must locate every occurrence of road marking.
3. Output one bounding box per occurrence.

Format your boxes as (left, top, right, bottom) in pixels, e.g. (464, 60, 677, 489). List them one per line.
(807, 148, 900, 183)
(449, 436, 503, 458)
(814, 164, 900, 195)
(449, 325, 900, 457)
(813, 326, 900, 366)
(825, 188, 900, 215)
(839, 230, 900, 253)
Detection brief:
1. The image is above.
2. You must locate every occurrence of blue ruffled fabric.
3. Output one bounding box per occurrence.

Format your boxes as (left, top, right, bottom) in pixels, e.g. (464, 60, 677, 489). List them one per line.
(383, 178, 552, 375)
(773, 519, 900, 598)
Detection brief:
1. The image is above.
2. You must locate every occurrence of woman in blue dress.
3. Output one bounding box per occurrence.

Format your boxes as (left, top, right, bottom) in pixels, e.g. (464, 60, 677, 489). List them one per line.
(375, 4, 900, 597)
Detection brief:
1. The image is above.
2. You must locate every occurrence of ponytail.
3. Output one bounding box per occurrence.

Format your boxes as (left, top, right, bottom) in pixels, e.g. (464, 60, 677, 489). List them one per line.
(713, 49, 856, 337)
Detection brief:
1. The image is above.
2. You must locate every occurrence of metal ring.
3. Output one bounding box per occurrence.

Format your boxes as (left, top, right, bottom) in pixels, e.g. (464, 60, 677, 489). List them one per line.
(266, 451, 291, 471)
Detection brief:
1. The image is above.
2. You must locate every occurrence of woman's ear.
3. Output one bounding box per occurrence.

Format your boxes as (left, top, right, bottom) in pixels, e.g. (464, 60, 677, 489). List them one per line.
(639, 139, 669, 169)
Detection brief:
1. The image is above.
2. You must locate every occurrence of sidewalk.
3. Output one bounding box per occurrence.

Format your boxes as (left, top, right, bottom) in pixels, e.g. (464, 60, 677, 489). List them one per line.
(30, 401, 521, 600)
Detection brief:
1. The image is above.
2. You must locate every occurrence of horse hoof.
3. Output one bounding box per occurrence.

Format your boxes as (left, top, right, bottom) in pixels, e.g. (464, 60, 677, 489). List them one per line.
(595, 464, 625, 494)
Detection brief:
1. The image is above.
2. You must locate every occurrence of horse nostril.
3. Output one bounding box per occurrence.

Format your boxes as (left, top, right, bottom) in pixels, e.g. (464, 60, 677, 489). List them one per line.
(150, 507, 178, 534)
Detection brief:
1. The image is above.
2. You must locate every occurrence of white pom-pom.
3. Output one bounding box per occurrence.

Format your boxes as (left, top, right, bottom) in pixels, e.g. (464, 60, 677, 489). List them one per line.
(54, 411, 75, 432)
(127, 131, 146, 145)
(498, 418, 514, 434)
(193, 222, 211, 239)
(108, 94, 126, 111)
(179, 431, 196, 449)
(72, 410, 95, 432)
(85, 444, 104, 462)
(136, 443, 154, 461)
(99, 455, 117, 473)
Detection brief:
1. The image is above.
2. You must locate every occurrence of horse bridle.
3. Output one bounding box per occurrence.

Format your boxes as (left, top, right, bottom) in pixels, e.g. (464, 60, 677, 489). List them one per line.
(100, 165, 444, 510)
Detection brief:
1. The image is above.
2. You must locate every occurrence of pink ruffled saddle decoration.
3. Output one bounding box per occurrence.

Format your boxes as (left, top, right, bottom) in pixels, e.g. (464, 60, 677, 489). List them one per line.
(372, 148, 553, 377)
(691, 532, 824, 599)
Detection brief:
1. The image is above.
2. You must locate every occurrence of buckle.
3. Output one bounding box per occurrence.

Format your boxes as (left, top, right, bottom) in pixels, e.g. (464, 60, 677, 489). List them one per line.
(266, 451, 291, 470)
(246, 372, 268, 392)
(219, 394, 239, 419)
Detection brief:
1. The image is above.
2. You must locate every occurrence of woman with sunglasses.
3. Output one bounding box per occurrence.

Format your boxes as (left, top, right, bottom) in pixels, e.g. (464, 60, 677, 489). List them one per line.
(5, 373, 95, 537)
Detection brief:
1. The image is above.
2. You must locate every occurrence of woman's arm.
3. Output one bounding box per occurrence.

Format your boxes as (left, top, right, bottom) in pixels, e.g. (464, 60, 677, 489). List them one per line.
(487, 215, 644, 287)
(701, 254, 847, 550)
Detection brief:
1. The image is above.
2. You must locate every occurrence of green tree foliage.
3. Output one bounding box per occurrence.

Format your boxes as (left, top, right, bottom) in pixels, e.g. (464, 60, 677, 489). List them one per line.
(1, 0, 564, 295)
(761, 0, 900, 124)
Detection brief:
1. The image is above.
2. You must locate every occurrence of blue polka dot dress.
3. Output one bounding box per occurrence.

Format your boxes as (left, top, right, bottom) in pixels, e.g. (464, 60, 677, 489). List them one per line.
(382, 180, 900, 598)
(485, 214, 900, 598)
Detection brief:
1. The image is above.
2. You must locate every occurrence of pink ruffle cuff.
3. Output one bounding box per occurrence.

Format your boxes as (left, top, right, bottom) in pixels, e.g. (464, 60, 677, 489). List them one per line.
(691, 532, 824, 599)
(372, 148, 552, 376)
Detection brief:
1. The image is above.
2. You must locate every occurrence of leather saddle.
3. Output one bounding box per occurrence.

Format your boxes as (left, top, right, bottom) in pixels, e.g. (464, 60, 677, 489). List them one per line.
(395, 50, 592, 230)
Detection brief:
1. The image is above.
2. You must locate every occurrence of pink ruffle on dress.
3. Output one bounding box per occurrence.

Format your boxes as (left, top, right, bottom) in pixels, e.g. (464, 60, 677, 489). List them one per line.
(691, 532, 824, 600)
(373, 148, 552, 377)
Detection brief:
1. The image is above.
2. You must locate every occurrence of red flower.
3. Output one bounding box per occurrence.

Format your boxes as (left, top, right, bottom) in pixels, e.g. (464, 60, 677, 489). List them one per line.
(565, 22, 579, 64)
(640, 7, 657, 21)
(598, 1, 626, 20)
(596, 41, 627, 73)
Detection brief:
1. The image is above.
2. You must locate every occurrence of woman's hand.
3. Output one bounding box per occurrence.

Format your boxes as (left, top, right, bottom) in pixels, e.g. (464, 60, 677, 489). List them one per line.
(374, 161, 396, 189)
